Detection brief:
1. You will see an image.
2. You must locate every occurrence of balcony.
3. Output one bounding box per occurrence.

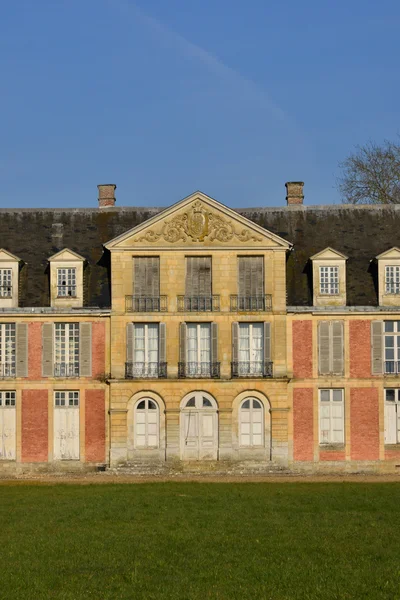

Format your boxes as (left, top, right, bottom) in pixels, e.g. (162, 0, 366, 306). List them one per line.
(384, 361, 400, 375)
(0, 363, 15, 377)
(230, 295, 272, 312)
(54, 363, 79, 377)
(125, 296, 168, 312)
(57, 285, 77, 298)
(0, 285, 12, 298)
(178, 362, 220, 378)
(177, 295, 220, 312)
(125, 362, 167, 379)
(231, 361, 273, 378)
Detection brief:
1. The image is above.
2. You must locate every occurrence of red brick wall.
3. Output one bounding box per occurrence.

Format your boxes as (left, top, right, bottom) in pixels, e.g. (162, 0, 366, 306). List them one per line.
(385, 449, 400, 461)
(319, 451, 346, 461)
(85, 390, 106, 462)
(350, 321, 371, 378)
(350, 388, 379, 460)
(28, 322, 42, 380)
(21, 390, 48, 462)
(92, 322, 106, 378)
(293, 388, 314, 461)
(293, 321, 313, 378)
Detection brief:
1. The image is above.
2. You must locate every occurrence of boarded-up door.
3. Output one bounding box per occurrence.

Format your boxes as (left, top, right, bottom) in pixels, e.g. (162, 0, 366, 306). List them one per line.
(54, 408, 80, 460)
(0, 406, 16, 460)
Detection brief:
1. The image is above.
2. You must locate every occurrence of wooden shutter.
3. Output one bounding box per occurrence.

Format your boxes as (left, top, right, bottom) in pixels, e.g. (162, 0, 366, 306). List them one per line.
(371, 321, 383, 375)
(159, 323, 166, 364)
(385, 402, 397, 444)
(332, 321, 344, 375)
(179, 323, 187, 363)
(16, 323, 28, 378)
(126, 323, 134, 363)
(318, 321, 331, 375)
(42, 323, 54, 377)
(238, 257, 263, 296)
(232, 322, 239, 363)
(264, 322, 271, 363)
(133, 257, 159, 297)
(211, 323, 218, 363)
(185, 257, 211, 296)
(79, 323, 92, 377)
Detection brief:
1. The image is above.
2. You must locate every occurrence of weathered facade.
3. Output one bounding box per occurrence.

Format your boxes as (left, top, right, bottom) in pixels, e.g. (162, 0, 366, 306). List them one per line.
(1, 182, 400, 473)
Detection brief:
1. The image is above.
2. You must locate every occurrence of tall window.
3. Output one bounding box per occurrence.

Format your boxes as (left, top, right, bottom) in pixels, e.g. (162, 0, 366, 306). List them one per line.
(319, 266, 339, 295)
(0, 270, 12, 298)
(239, 398, 264, 447)
(0, 323, 16, 377)
(184, 257, 212, 310)
(187, 323, 211, 376)
(385, 266, 400, 295)
(237, 256, 264, 310)
(0, 390, 16, 460)
(135, 398, 159, 448)
(384, 389, 400, 444)
(133, 324, 159, 377)
(57, 268, 76, 297)
(133, 257, 160, 311)
(54, 391, 79, 460)
(54, 323, 80, 377)
(319, 389, 344, 444)
(384, 321, 400, 374)
(238, 323, 264, 375)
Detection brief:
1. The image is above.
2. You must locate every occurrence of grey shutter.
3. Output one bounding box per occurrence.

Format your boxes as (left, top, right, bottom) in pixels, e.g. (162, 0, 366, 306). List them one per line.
(232, 322, 239, 363)
(371, 321, 383, 375)
(186, 257, 211, 296)
(134, 257, 159, 297)
(264, 322, 271, 363)
(42, 323, 54, 377)
(159, 323, 166, 364)
(16, 323, 28, 378)
(318, 321, 331, 375)
(179, 323, 187, 363)
(332, 320, 344, 375)
(238, 257, 263, 297)
(79, 323, 92, 377)
(211, 323, 218, 363)
(126, 323, 134, 363)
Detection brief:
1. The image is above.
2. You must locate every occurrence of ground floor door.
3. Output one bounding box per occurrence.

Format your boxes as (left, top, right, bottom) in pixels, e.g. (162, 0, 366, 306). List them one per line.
(181, 393, 218, 460)
(0, 393, 16, 460)
(54, 407, 80, 460)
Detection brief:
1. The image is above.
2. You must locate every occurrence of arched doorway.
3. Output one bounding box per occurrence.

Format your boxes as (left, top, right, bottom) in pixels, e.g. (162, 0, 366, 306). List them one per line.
(180, 392, 218, 460)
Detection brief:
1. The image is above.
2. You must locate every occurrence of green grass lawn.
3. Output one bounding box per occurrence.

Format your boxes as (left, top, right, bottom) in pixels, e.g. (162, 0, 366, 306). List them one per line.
(1, 482, 400, 600)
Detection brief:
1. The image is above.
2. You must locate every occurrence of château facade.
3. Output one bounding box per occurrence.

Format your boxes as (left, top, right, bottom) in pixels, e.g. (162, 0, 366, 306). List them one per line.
(1, 182, 400, 473)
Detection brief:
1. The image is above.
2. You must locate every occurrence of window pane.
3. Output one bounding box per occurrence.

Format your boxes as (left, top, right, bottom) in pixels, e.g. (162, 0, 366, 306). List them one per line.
(148, 400, 157, 410)
(386, 389, 396, 402)
(332, 390, 343, 402)
(320, 390, 330, 402)
(385, 321, 394, 332)
(253, 399, 262, 409)
(242, 399, 250, 409)
(186, 397, 196, 407)
(137, 400, 146, 409)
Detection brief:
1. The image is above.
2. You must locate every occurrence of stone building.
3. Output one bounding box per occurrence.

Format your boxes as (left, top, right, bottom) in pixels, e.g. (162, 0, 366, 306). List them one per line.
(1, 182, 400, 473)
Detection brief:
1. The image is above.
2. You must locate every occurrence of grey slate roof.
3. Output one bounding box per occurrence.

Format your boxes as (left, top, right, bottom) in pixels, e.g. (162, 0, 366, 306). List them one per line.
(2, 203, 399, 308)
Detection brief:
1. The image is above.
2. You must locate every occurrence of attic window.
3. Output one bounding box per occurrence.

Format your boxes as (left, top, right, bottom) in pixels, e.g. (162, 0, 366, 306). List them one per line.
(319, 266, 339, 295)
(57, 268, 77, 297)
(0, 269, 12, 298)
(385, 266, 400, 295)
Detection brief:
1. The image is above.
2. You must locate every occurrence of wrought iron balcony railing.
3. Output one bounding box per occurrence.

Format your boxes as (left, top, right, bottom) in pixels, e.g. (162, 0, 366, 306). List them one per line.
(0, 363, 16, 377)
(125, 362, 167, 379)
(384, 361, 400, 375)
(0, 285, 12, 298)
(177, 295, 220, 312)
(231, 361, 273, 378)
(57, 285, 77, 297)
(178, 362, 220, 378)
(54, 363, 80, 377)
(230, 295, 272, 312)
(125, 295, 168, 312)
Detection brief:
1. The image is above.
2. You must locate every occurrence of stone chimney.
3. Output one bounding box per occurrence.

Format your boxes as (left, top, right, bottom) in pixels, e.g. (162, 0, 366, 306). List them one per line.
(285, 181, 304, 205)
(97, 184, 116, 208)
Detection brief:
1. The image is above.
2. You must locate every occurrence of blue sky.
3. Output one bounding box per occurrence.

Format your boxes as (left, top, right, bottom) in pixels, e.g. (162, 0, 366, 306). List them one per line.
(1, 0, 399, 208)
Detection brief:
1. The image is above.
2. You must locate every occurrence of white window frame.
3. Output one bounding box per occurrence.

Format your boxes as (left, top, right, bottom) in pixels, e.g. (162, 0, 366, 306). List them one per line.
(186, 323, 211, 376)
(57, 268, 77, 297)
(319, 266, 339, 295)
(0, 269, 12, 298)
(383, 321, 400, 374)
(54, 323, 80, 377)
(384, 389, 400, 444)
(54, 391, 79, 407)
(134, 398, 159, 449)
(319, 389, 345, 445)
(0, 323, 16, 377)
(385, 266, 400, 295)
(239, 398, 264, 448)
(133, 323, 159, 377)
(0, 390, 16, 460)
(238, 323, 264, 375)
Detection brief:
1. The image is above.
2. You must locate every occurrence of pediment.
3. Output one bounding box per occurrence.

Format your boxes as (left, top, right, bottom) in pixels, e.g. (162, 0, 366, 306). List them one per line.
(310, 247, 348, 261)
(105, 191, 292, 250)
(0, 248, 21, 262)
(48, 248, 85, 262)
(376, 247, 400, 260)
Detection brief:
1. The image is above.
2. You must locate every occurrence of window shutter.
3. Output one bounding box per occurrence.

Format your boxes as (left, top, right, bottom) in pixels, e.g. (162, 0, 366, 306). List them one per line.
(371, 321, 383, 375)
(263, 322, 271, 363)
(185, 257, 211, 296)
(385, 402, 397, 444)
(159, 323, 166, 364)
(134, 257, 159, 297)
(16, 323, 28, 378)
(211, 323, 218, 363)
(42, 323, 54, 377)
(232, 322, 239, 363)
(179, 323, 187, 363)
(126, 323, 134, 363)
(238, 258, 246, 297)
(79, 323, 92, 377)
(332, 321, 344, 375)
(318, 321, 331, 375)
(238, 257, 263, 297)
(148, 257, 160, 297)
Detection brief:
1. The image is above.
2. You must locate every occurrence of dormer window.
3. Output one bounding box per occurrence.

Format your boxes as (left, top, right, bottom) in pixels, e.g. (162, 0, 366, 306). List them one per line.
(0, 250, 21, 308)
(57, 268, 77, 297)
(320, 266, 339, 295)
(0, 269, 12, 298)
(310, 248, 348, 307)
(376, 248, 400, 306)
(385, 266, 400, 295)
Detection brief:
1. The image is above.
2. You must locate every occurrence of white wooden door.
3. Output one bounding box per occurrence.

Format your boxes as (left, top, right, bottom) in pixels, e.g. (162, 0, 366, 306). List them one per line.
(54, 408, 80, 460)
(0, 407, 16, 460)
(181, 393, 217, 460)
